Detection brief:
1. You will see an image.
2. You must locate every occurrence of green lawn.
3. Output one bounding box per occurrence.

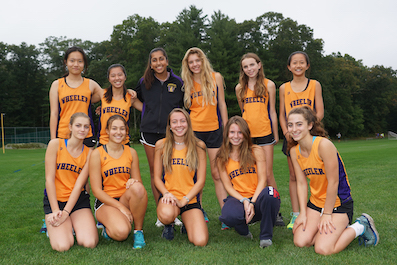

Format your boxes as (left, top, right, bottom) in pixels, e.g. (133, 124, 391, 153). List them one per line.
(0, 139, 395, 264)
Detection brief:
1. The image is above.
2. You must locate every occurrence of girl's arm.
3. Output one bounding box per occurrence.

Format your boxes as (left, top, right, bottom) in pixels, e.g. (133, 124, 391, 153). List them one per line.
(131, 98, 143, 112)
(45, 139, 61, 224)
(90, 79, 104, 104)
(250, 146, 267, 203)
(267, 80, 279, 143)
(89, 149, 132, 222)
(176, 141, 207, 208)
(215, 72, 228, 127)
(314, 81, 324, 121)
(126, 147, 143, 185)
(235, 84, 243, 113)
(290, 148, 309, 233)
(278, 84, 288, 139)
(49, 81, 59, 140)
(317, 138, 339, 234)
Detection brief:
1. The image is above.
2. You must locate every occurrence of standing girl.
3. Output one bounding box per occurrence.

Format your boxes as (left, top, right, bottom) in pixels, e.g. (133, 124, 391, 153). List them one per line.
(43, 112, 98, 252)
(154, 108, 208, 246)
(49, 46, 102, 147)
(217, 116, 281, 248)
(288, 106, 378, 255)
(97, 64, 132, 146)
(181, 47, 228, 224)
(90, 115, 148, 249)
(235, 53, 284, 225)
(134, 48, 184, 227)
(279, 51, 324, 229)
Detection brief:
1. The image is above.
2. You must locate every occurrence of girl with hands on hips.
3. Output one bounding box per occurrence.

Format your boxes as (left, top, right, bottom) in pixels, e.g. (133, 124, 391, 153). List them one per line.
(43, 112, 98, 252)
(90, 115, 148, 249)
(288, 106, 379, 255)
(216, 116, 281, 248)
(154, 108, 208, 246)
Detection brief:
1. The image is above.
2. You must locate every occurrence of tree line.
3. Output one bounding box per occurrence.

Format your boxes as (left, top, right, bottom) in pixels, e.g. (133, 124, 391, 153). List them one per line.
(1, 6, 396, 138)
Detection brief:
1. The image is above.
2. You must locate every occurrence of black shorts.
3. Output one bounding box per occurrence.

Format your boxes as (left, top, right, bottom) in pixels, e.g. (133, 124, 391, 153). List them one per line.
(282, 139, 290, 156)
(84, 136, 97, 148)
(94, 197, 120, 212)
(140, 132, 165, 147)
(307, 200, 354, 224)
(252, 133, 276, 146)
(97, 142, 130, 147)
(194, 127, 223, 148)
(43, 191, 91, 215)
(158, 195, 202, 215)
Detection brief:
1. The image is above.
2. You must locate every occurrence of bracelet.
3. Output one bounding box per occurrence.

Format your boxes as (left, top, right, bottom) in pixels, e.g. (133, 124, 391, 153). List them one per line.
(164, 191, 170, 195)
(183, 196, 190, 203)
(63, 209, 70, 215)
(323, 213, 332, 215)
(239, 198, 250, 203)
(250, 201, 256, 206)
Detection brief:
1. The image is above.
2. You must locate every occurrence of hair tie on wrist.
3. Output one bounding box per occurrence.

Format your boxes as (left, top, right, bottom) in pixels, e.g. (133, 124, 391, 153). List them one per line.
(63, 209, 70, 215)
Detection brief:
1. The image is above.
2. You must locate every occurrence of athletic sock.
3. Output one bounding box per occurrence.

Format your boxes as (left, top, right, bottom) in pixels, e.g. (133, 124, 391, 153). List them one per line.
(348, 222, 365, 238)
(293, 212, 299, 216)
(134, 230, 143, 234)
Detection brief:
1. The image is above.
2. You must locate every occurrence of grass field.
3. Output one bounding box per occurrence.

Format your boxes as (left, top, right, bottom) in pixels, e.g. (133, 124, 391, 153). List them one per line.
(0, 139, 396, 264)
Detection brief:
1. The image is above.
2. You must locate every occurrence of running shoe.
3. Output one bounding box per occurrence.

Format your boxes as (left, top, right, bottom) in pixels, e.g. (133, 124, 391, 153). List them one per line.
(356, 213, 379, 246)
(243, 231, 253, 239)
(202, 209, 209, 223)
(40, 219, 47, 233)
(101, 227, 111, 240)
(275, 212, 286, 226)
(162, 224, 175, 240)
(133, 231, 146, 249)
(260, 239, 273, 248)
(96, 221, 104, 229)
(174, 217, 183, 226)
(180, 224, 187, 234)
(155, 218, 164, 227)
(287, 213, 298, 230)
(221, 222, 230, 230)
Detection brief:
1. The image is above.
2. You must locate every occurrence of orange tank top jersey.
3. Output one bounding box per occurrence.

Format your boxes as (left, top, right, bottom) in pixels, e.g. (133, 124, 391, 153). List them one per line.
(225, 158, 258, 198)
(55, 139, 89, 202)
(189, 73, 221, 132)
(242, 79, 272, 137)
(294, 137, 352, 209)
(98, 146, 132, 198)
(163, 147, 198, 204)
(57, 78, 94, 139)
(284, 79, 316, 118)
(98, 94, 132, 145)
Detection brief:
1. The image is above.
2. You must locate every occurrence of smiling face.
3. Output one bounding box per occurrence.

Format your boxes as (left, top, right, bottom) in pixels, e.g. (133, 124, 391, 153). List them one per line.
(287, 53, 310, 76)
(150, 50, 168, 75)
(287, 113, 313, 142)
(228, 123, 244, 147)
(241, 57, 261, 79)
(65, 51, 85, 75)
(69, 116, 90, 140)
(106, 118, 127, 144)
(187, 53, 202, 75)
(169, 111, 188, 138)
(108, 66, 126, 89)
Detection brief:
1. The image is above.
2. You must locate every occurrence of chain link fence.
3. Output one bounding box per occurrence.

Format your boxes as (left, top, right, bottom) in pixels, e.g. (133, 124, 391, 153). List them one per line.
(1, 127, 50, 145)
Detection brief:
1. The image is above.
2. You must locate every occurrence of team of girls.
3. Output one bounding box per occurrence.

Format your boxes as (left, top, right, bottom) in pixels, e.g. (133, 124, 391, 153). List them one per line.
(153, 108, 208, 246)
(90, 115, 148, 249)
(216, 116, 280, 248)
(287, 106, 378, 255)
(181, 47, 228, 223)
(44, 112, 98, 252)
(279, 51, 324, 229)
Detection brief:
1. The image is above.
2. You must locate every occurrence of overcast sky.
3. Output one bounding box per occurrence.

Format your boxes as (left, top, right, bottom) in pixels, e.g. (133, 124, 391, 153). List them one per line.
(1, 0, 396, 70)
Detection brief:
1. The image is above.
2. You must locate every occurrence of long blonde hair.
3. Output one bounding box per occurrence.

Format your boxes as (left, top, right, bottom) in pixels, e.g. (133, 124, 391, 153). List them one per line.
(161, 108, 203, 173)
(216, 116, 256, 172)
(238, 53, 267, 102)
(181, 47, 217, 109)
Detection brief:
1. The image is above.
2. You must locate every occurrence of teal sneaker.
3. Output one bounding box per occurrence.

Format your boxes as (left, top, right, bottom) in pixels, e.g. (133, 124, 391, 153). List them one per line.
(133, 231, 146, 249)
(202, 209, 209, 223)
(40, 219, 47, 233)
(221, 222, 230, 230)
(356, 213, 379, 246)
(287, 213, 297, 230)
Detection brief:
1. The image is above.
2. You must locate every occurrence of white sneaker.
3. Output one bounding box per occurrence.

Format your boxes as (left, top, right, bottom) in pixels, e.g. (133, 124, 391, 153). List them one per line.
(155, 218, 164, 227)
(174, 217, 183, 226)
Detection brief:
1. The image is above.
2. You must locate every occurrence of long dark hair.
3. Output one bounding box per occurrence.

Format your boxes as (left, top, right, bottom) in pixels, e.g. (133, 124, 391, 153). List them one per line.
(142, 48, 168, 90)
(104, 64, 127, 103)
(63, 46, 88, 77)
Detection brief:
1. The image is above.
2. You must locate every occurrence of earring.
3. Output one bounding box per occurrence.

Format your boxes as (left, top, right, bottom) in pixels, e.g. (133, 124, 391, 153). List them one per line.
(65, 66, 68, 72)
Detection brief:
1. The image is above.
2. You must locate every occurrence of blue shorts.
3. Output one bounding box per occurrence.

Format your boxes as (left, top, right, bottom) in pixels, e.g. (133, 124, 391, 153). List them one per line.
(252, 133, 276, 146)
(194, 127, 223, 149)
(43, 191, 91, 215)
